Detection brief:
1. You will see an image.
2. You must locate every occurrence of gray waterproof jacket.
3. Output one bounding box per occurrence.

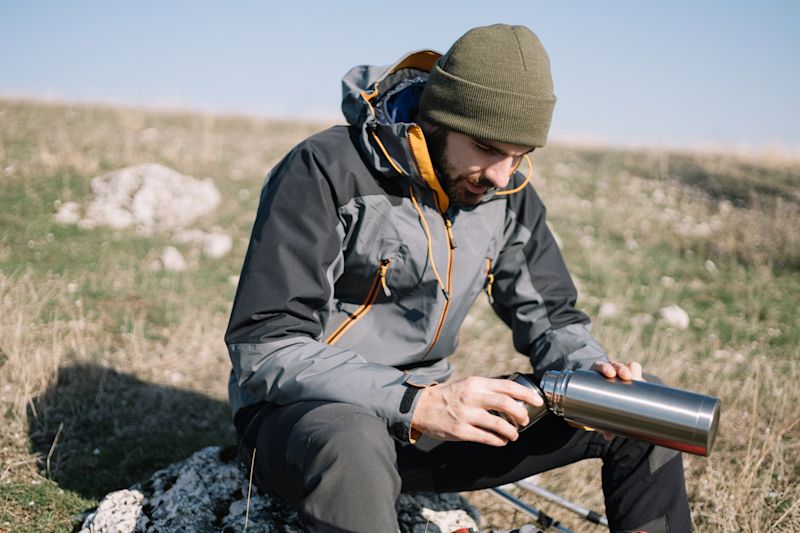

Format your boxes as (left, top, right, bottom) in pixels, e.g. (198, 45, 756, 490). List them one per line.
(225, 51, 608, 442)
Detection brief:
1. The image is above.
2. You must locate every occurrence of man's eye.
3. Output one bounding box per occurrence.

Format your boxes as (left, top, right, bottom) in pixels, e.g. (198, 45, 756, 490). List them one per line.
(475, 143, 492, 153)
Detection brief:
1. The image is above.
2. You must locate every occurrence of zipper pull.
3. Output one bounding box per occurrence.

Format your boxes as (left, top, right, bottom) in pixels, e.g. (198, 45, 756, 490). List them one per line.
(445, 218, 458, 249)
(485, 273, 495, 304)
(484, 258, 495, 304)
(379, 259, 392, 297)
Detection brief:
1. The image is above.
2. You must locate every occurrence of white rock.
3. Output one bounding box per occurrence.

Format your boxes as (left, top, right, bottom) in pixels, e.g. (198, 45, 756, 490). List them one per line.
(83, 164, 220, 233)
(79, 489, 146, 533)
(704, 260, 718, 274)
(659, 305, 690, 330)
(202, 233, 232, 258)
(161, 247, 187, 272)
(598, 302, 621, 320)
(174, 230, 232, 259)
(660, 276, 676, 288)
(420, 508, 479, 532)
(53, 201, 82, 225)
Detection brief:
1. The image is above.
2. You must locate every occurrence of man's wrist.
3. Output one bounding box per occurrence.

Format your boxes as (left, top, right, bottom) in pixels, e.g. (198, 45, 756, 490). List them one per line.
(407, 382, 436, 443)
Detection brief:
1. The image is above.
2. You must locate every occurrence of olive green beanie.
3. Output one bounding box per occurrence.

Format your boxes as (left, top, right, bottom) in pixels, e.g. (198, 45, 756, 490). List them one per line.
(419, 24, 556, 148)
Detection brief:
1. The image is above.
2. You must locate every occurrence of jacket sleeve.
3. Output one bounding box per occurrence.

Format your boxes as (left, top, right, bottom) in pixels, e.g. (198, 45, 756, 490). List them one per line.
(225, 141, 419, 442)
(490, 183, 609, 381)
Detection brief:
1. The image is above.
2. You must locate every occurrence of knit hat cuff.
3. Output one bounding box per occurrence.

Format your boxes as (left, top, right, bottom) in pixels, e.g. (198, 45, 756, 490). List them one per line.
(419, 64, 556, 148)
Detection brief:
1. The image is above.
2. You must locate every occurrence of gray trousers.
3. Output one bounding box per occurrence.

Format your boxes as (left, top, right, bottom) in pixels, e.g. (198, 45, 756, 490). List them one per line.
(236, 401, 691, 532)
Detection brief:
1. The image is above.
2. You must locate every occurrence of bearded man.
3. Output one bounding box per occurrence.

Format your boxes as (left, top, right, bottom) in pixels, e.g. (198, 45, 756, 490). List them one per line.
(226, 24, 691, 532)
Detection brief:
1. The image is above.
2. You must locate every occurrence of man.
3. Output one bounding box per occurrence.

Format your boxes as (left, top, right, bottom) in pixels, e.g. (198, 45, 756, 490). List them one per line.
(226, 24, 690, 532)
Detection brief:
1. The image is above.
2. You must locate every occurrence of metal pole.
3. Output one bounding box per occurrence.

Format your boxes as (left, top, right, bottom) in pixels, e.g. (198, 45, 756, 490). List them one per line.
(514, 478, 608, 528)
(488, 487, 573, 533)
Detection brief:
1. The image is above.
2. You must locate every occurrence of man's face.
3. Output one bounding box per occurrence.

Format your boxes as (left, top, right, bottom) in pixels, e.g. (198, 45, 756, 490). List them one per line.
(426, 127, 534, 207)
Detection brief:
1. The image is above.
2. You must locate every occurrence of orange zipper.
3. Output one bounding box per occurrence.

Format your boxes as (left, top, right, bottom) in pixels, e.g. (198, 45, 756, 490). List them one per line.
(406, 132, 458, 360)
(422, 202, 456, 359)
(326, 258, 391, 345)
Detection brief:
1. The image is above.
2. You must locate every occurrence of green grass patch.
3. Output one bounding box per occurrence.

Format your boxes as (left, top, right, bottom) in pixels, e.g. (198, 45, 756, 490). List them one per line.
(0, 480, 94, 533)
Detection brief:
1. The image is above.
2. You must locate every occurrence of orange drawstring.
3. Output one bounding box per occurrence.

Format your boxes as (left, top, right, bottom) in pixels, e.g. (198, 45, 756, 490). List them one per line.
(409, 186, 449, 300)
(496, 154, 533, 196)
(370, 129, 406, 176)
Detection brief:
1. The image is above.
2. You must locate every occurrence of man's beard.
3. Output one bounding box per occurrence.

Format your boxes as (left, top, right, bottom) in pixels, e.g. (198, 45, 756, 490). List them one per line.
(424, 126, 493, 207)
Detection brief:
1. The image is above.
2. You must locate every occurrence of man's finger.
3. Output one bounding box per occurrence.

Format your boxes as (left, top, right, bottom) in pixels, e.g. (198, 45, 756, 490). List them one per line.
(482, 394, 530, 428)
(465, 426, 510, 447)
(490, 378, 543, 407)
(591, 361, 617, 378)
(470, 408, 519, 442)
(612, 361, 632, 380)
(628, 361, 643, 381)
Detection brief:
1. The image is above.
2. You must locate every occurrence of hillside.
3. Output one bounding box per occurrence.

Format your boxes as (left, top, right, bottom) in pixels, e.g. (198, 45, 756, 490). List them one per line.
(0, 99, 798, 532)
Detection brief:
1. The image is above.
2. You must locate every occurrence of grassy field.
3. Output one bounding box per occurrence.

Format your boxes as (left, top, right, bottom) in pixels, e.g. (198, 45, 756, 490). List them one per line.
(0, 98, 798, 532)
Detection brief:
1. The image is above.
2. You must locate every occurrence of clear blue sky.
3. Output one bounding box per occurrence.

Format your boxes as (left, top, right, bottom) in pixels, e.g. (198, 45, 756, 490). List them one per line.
(2, 1, 798, 151)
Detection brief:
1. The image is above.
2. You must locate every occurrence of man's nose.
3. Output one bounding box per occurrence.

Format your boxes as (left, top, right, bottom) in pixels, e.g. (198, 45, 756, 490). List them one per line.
(483, 157, 514, 189)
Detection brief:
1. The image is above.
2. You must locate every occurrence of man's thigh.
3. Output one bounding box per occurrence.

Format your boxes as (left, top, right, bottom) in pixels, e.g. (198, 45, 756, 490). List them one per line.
(237, 401, 399, 508)
(397, 414, 607, 492)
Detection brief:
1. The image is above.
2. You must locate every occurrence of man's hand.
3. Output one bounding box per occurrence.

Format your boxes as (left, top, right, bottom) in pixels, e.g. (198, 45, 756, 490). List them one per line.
(591, 360, 643, 382)
(590, 359, 644, 441)
(411, 376, 543, 447)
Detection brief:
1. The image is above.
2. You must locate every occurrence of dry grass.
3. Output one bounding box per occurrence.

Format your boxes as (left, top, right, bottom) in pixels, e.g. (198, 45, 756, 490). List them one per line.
(1, 98, 798, 531)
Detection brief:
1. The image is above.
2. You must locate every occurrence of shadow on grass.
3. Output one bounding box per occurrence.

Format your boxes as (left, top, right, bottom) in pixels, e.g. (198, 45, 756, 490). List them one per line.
(26, 363, 235, 500)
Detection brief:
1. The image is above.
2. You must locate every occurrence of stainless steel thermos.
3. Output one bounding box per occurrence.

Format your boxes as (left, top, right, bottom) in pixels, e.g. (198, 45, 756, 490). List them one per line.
(507, 369, 720, 456)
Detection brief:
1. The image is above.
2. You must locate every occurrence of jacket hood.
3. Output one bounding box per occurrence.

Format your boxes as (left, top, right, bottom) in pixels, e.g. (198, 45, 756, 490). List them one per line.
(341, 50, 459, 212)
(340, 50, 533, 214)
(341, 50, 440, 131)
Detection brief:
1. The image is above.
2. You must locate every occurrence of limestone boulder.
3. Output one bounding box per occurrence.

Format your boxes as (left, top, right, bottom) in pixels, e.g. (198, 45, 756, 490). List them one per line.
(79, 446, 480, 533)
(59, 163, 221, 233)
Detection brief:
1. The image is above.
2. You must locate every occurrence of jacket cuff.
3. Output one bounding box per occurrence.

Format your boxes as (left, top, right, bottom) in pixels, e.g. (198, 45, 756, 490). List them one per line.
(388, 376, 437, 443)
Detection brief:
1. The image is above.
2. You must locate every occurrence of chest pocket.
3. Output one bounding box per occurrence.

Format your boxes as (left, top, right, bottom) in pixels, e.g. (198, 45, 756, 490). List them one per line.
(335, 232, 427, 305)
(370, 237, 425, 299)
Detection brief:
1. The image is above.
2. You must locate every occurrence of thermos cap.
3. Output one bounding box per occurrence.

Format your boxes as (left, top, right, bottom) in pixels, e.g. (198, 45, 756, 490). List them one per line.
(504, 372, 548, 431)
